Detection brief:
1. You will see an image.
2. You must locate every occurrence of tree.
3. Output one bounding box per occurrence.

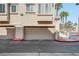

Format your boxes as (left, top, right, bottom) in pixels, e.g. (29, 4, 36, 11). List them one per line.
(60, 11, 65, 24)
(76, 3, 79, 31)
(65, 21, 74, 31)
(60, 23, 64, 30)
(60, 11, 69, 24)
(74, 23, 77, 26)
(64, 11, 69, 23)
(60, 21, 74, 32)
(55, 3, 63, 16)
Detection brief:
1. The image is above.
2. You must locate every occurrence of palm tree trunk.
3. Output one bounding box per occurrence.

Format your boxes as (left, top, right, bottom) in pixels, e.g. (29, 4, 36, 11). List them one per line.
(62, 16, 64, 24)
(65, 16, 67, 23)
(61, 16, 62, 23)
(56, 9, 58, 16)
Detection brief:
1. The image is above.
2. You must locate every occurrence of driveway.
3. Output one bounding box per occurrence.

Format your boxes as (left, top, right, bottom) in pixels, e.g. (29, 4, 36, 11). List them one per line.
(0, 40, 79, 56)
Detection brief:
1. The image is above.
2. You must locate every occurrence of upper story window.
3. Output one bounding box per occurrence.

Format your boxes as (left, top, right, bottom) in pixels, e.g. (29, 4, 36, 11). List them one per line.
(26, 4, 35, 12)
(12, 5, 16, 12)
(0, 4, 5, 13)
(39, 4, 52, 14)
(11, 4, 18, 13)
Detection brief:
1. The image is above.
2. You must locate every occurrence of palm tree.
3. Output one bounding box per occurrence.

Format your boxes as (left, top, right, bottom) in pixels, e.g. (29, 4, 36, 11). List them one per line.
(55, 3, 63, 16)
(64, 11, 69, 23)
(64, 21, 74, 32)
(60, 11, 64, 24)
(74, 23, 77, 27)
(60, 11, 69, 24)
(76, 3, 79, 32)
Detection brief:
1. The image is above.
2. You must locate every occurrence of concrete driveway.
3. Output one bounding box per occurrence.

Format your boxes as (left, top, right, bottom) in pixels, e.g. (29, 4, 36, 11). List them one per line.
(0, 40, 79, 56)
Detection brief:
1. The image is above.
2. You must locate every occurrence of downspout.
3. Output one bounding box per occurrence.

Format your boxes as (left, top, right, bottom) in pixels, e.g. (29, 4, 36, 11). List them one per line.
(53, 3, 56, 31)
(53, 3, 57, 40)
(7, 3, 10, 24)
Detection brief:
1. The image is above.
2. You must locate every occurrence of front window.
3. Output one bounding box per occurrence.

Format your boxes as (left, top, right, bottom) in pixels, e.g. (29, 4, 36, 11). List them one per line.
(26, 4, 35, 12)
(12, 5, 16, 12)
(11, 4, 17, 13)
(39, 4, 52, 14)
(0, 4, 5, 13)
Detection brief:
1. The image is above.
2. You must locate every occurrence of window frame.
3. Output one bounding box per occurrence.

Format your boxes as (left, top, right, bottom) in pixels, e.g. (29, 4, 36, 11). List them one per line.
(26, 4, 35, 12)
(10, 4, 18, 13)
(0, 4, 5, 13)
(38, 4, 52, 15)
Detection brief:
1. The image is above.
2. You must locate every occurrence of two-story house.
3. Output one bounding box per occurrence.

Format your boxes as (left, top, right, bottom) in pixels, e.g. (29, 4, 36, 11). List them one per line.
(0, 3, 60, 40)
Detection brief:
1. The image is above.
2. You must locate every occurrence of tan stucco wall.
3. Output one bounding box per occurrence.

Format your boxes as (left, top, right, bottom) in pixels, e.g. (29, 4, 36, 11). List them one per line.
(9, 4, 54, 26)
(0, 16, 7, 21)
(0, 27, 7, 35)
(15, 27, 24, 39)
(0, 28, 14, 39)
(54, 20, 60, 32)
(0, 3, 56, 27)
(10, 13, 53, 26)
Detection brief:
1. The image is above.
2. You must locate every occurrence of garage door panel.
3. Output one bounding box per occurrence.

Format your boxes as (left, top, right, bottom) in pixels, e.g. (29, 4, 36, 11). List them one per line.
(24, 28, 54, 40)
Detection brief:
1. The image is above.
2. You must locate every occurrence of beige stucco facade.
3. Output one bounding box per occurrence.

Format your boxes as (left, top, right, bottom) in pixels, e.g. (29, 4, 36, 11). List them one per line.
(0, 3, 60, 40)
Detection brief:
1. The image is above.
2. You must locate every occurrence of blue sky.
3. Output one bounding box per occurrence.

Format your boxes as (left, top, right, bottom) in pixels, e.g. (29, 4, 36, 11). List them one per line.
(59, 3, 79, 24)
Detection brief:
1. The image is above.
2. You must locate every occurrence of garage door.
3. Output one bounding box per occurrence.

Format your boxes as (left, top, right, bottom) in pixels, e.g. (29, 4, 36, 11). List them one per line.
(0, 28, 14, 39)
(24, 28, 54, 40)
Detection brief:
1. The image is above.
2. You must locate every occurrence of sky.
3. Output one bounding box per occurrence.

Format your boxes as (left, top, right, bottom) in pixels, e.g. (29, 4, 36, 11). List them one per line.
(59, 3, 79, 24)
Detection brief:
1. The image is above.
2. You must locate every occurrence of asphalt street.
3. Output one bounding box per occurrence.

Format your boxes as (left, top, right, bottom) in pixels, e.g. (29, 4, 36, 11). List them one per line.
(0, 40, 79, 56)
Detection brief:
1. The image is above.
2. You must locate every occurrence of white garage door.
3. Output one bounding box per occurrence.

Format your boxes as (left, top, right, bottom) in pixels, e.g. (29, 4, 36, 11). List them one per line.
(24, 28, 54, 40)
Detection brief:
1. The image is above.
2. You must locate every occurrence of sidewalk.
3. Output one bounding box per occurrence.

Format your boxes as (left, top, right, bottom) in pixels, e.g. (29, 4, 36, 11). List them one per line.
(0, 53, 79, 56)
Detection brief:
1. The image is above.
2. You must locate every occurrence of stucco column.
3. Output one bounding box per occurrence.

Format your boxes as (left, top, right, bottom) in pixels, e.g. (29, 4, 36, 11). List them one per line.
(53, 3, 56, 27)
(35, 4, 38, 15)
(54, 31, 59, 40)
(13, 25, 24, 40)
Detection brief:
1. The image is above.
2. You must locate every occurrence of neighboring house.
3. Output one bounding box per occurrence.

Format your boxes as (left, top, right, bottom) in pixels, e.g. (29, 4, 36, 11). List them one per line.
(0, 3, 60, 40)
